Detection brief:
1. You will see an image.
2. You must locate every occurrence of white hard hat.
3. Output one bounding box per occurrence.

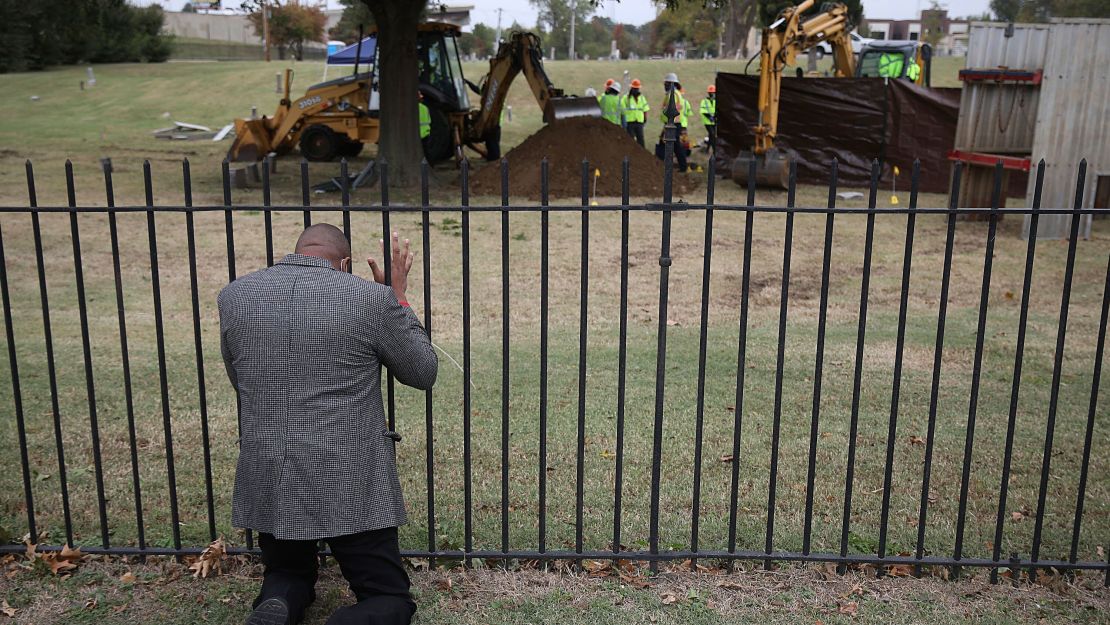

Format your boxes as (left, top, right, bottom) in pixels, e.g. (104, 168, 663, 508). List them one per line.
(610, 81, 621, 92)
(584, 87, 597, 97)
(664, 72, 679, 83)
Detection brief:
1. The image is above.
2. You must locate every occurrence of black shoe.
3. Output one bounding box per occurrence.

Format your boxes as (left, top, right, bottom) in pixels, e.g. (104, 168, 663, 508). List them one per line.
(247, 597, 290, 625)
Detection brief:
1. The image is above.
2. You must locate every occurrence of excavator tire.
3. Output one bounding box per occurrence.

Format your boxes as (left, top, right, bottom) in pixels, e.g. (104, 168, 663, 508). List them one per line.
(300, 124, 340, 161)
(337, 138, 364, 158)
(423, 106, 453, 163)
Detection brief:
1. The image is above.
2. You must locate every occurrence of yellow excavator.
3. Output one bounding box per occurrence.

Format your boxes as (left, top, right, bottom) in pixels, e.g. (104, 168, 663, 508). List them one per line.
(733, 0, 932, 187)
(227, 23, 600, 164)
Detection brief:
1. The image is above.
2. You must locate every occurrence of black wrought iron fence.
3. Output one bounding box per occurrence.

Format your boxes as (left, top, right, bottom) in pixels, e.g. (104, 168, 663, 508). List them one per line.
(0, 147, 1106, 584)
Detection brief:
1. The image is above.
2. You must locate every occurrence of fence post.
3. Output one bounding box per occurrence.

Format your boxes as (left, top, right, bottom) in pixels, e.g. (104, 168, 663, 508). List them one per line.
(649, 90, 679, 573)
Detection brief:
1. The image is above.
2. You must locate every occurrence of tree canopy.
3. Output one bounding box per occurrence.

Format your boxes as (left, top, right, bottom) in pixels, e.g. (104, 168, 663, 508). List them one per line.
(0, 0, 172, 73)
(244, 0, 326, 61)
(991, 0, 1110, 21)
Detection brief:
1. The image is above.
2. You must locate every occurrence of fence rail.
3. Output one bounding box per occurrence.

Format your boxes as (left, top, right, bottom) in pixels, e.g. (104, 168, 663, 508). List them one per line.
(0, 144, 1107, 584)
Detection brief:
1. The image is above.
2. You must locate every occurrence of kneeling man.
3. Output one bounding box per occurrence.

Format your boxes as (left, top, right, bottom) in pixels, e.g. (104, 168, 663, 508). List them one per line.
(219, 224, 437, 625)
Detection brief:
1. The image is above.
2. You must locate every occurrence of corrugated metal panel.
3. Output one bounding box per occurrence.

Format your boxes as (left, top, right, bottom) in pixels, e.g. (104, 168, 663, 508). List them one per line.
(954, 23, 1049, 153)
(965, 22, 1052, 68)
(1023, 18, 1109, 240)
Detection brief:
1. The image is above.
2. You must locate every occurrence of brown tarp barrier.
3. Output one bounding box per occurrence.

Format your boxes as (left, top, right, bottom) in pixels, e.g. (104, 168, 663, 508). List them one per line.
(714, 74, 962, 193)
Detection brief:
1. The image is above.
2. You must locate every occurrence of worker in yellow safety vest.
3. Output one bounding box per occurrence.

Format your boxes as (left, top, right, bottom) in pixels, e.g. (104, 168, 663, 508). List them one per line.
(656, 72, 688, 172)
(906, 60, 921, 82)
(599, 81, 623, 125)
(700, 84, 717, 151)
(878, 52, 905, 78)
(621, 78, 650, 147)
(418, 92, 431, 140)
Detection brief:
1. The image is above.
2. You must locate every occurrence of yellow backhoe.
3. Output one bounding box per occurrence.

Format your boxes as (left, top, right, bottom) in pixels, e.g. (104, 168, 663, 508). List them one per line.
(227, 23, 599, 164)
(734, 0, 856, 188)
(733, 0, 932, 187)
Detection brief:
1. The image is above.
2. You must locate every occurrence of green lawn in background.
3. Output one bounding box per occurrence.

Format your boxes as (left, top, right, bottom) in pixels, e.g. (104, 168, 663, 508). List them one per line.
(0, 55, 1106, 625)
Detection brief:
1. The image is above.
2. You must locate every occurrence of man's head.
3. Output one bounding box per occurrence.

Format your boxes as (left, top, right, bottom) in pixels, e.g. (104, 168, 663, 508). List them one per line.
(295, 223, 352, 271)
(663, 72, 679, 92)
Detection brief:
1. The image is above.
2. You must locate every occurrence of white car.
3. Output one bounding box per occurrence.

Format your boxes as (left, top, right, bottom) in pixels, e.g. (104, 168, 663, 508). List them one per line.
(814, 32, 874, 58)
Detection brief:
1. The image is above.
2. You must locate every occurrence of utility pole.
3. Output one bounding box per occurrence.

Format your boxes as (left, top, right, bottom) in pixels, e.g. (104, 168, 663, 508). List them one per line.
(569, 0, 577, 60)
(262, 0, 271, 62)
(494, 8, 503, 49)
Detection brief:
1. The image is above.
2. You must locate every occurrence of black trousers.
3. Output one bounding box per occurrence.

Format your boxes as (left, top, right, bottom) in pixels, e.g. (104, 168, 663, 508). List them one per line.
(706, 125, 717, 151)
(255, 527, 415, 625)
(626, 121, 645, 147)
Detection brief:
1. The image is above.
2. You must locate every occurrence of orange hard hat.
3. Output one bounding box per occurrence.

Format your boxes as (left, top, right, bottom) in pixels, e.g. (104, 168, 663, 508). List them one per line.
(630, 79, 641, 89)
(707, 85, 716, 93)
(605, 78, 615, 88)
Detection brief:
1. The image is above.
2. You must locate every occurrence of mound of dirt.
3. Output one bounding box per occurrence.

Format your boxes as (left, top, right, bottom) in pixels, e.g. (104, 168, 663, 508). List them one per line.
(470, 116, 693, 200)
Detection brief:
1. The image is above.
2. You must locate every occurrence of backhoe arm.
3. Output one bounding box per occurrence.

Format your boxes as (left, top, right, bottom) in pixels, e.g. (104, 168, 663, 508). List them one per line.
(469, 32, 600, 142)
(753, 0, 854, 155)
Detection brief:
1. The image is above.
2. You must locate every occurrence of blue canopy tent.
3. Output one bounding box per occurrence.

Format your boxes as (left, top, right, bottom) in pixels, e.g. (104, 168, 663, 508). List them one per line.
(322, 36, 376, 80)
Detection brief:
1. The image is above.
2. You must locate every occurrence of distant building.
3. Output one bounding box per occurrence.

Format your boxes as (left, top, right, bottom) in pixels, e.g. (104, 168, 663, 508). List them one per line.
(324, 3, 473, 34)
(863, 9, 969, 55)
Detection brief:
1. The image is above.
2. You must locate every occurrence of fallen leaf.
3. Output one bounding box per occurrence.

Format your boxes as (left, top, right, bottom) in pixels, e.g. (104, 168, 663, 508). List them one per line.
(1011, 511, 1024, 521)
(599, 449, 615, 459)
(582, 560, 611, 576)
(666, 319, 679, 327)
(661, 592, 678, 605)
(188, 538, 226, 579)
(717, 580, 744, 590)
(887, 564, 914, 577)
(83, 597, 98, 610)
(838, 601, 858, 616)
(726, 405, 735, 412)
(1004, 290, 1015, 300)
(119, 571, 137, 584)
(39, 544, 85, 577)
(436, 577, 453, 592)
(928, 490, 938, 504)
(619, 571, 651, 588)
(908, 436, 925, 446)
(1097, 546, 1105, 558)
(1, 600, 15, 617)
(719, 454, 734, 463)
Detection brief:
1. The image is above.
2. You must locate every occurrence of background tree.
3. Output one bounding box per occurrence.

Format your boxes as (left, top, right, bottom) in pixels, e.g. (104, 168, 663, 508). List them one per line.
(458, 22, 496, 57)
(0, 0, 171, 73)
(329, 0, 373, 43)
(649, 2, 723, 56)
(529, 0, 598, 58)
(722, 0, 759, 58)
(245, 0, 326, 60)
(757, 0, 864, 28)
(358, 0, 426, 188)
(990, 0, 1109, 21)
(921, 1, 947, 47)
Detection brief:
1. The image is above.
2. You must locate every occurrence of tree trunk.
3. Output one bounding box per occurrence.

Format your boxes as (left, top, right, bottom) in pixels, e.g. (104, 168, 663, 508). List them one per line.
(364, 0, 424, 188)
(723, 0, 756, 59)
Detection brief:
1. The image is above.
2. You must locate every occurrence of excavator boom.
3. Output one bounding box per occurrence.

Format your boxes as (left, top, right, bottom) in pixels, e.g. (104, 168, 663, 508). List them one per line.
(468, 32, 600, 144)
(736, 0, 855, 188)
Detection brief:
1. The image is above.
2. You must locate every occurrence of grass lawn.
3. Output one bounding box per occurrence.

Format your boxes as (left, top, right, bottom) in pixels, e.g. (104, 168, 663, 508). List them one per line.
(0, 57, 1107, 623)
(1, 556, 1107, 624)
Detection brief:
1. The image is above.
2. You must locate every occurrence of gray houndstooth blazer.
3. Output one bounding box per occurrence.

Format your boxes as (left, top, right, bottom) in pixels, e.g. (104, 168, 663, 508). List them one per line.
(218, 253, 437, 540)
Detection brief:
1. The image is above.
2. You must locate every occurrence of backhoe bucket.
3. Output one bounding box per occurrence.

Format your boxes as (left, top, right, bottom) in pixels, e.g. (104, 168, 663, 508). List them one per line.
(732, 149, 791, 190)
(226, 118, 272, 163)
(544, 96, 603, 123)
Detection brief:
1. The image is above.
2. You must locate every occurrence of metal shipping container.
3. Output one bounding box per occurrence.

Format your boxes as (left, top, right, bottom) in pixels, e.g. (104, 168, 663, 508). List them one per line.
(954, 22, 1049, 154)
(1024, 18, 1109, 240)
